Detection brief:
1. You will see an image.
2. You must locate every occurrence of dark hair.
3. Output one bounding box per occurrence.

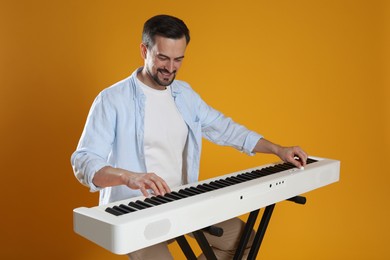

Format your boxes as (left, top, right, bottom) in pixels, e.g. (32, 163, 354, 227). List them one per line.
(142, 14, 190, 48)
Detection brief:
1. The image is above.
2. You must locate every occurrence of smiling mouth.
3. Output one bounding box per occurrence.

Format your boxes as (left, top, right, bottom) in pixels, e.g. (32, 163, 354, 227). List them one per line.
(158, 69, 176, 77)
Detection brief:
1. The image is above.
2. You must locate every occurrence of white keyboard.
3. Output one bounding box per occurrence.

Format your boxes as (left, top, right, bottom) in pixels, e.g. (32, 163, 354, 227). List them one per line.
(73, 156, 340, 255)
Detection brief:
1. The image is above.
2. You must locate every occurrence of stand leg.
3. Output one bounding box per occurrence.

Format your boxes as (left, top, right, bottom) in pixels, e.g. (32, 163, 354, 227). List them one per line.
(175, 235, 197, 260)
(176, 197, 305, 259)
(233, 209, 260, 260)
(193, 230, 217, 260)
(247, 204, 276, 260)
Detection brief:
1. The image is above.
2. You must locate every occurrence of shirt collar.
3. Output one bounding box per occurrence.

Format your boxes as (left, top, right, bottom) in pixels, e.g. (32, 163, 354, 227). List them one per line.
(131, 67, 182, 98)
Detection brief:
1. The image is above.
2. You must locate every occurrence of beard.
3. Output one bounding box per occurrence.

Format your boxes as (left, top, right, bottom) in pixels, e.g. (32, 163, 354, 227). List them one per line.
(147, 67, 176, 87)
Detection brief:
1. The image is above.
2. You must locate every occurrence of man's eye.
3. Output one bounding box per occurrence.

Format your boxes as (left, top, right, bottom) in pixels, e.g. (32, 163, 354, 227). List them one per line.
(158, 56, 168, 61)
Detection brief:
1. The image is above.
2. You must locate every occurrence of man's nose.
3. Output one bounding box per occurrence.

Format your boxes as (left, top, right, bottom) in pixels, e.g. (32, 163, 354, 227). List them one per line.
(165, 60, 175, 73)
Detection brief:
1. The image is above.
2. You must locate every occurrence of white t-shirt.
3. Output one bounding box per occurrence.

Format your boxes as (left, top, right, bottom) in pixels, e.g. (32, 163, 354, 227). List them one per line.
(139, 80, 188, 188)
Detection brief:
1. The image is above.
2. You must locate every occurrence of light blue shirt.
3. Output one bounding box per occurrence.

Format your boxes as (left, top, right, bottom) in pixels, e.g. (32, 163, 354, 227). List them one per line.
(71, 68, 262, 205)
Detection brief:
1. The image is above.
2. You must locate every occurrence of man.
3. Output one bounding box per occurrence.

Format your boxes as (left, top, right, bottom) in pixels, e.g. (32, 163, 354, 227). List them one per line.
(71, 14, 307, 259)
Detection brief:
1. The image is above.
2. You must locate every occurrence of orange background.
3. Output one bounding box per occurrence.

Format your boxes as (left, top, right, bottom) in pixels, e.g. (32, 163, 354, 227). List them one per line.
(1, 0, 389, 259)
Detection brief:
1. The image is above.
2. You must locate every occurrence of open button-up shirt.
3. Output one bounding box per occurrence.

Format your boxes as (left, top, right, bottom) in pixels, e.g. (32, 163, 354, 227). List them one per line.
(71, 68, 262, 205)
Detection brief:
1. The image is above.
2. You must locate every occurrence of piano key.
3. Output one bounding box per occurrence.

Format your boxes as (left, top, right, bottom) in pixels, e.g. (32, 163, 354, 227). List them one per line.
(259, 168, 275, 175)
(179, 189, 197, 196)
(197, 184, 213, 192)
(119, 204, 137, 213)
(157, 195, 175, 202)
(237, 174, 253, 181)
(152, 196, 171, 203)
(225, 176, 244, 184)
(202, 183, 218, 191)
(234, 175, 251, 182)
(266, 167, 281, 173)
(112, 206, 129, 214)
(188, 187, 204, 194)
(244, 173, 260, 179)
(218, 179, 235, 186)
(211, 180, 230, 188)
(165, 192, 184, 200)
(128, 201, 147, 210)
(150, 197, 169, 204)
(144, 197, 163, 206)
(179, 189, 198, 197)
(274, 164, 291, 171)
(251, 170, 267, 177)
(136, 200, 154, 208)
(206, 182, 223, 189)
(171, 191, 189, 198)
(241, 172, 258, 178)
(221, 178, 238, 185)
(105, 207, 124, 216)
(284, 163, 295, 168)
(307, 158, 317, 164)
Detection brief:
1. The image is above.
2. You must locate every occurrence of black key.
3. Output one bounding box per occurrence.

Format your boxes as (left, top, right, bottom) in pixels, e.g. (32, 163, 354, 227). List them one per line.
(179, 189, 197, 196)
(105, 207, 123, 216)
(136, 200, 153, 208)
(188, 187, 204, 194)
(266, 166, 280, 173)
(165, 193, 183, 200)
(259, 168, 275, 175)
(213, 180, 230, 187)
(197, 184, 213, 192)
(278, 164, 293, 170)
(226, 176, 244, 184)
(244, 173, 257, 179)
(150, 196, 170, 204)
(284, 162, 296, 168)
(307, 158, 317, 164)
(218, 179, 235, 186)
(119, 204, 137, 213)
(112, 205, 129, 214)
(221, 178, 238, 185)
(207, 182, 223, 189)
(145, 197, 163, 205)
(171, 191, 189, 198)
(246, 172, 261, 179)
(281, 163, 295, 169)
(273, 165, 289, 171)
(128, 201, 146, 210)
(251, 170, 267, 177)
(157, 195, 175, 202)
(234, 175, 250, 182)
(236, 174, 252, 181)
(203, 183, 218, 190)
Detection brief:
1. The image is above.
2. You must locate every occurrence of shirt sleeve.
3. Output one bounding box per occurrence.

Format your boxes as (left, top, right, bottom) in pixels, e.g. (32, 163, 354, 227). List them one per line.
(70, 92, 116, 192)
(196, 93, 263, 156)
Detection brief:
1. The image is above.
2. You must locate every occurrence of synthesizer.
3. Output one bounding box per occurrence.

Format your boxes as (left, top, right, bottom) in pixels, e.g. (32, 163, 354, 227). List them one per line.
(73, 156, 340, 254)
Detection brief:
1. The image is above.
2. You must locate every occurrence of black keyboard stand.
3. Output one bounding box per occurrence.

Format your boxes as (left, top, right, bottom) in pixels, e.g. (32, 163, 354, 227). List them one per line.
(175, 195, 306, 260)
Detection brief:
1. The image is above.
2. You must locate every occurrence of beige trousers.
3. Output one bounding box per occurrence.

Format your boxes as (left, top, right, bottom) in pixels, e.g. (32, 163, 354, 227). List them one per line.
(128, 217, 255, 260)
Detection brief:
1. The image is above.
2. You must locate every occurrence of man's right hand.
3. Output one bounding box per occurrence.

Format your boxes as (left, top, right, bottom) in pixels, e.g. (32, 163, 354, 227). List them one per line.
(122, 171, 171, 197)
(93, 166, 171, 197)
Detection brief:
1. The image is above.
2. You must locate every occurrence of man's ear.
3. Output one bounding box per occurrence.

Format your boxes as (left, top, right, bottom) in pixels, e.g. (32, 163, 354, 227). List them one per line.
(140, 43, 148, 59)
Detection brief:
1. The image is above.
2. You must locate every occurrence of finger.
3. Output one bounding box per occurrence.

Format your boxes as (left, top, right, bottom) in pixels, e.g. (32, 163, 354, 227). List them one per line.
(294, 147, 308, 167)
(299, 152, 308, 167)
(289, 156, 302, 168)
(160, 180, 171, 195)
(139, 185, 150, 197)
(153, 177, 171, 196)
(145, 180, 161, 196)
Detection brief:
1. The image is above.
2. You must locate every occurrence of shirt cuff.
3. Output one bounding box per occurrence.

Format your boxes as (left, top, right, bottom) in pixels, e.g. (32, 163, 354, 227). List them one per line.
(243, 132, 263, 156)
(87, 163, 109, 192)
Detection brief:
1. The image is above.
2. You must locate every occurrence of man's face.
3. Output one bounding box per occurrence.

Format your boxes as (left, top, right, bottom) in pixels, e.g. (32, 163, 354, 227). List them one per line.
(142, 35, 187, 89)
